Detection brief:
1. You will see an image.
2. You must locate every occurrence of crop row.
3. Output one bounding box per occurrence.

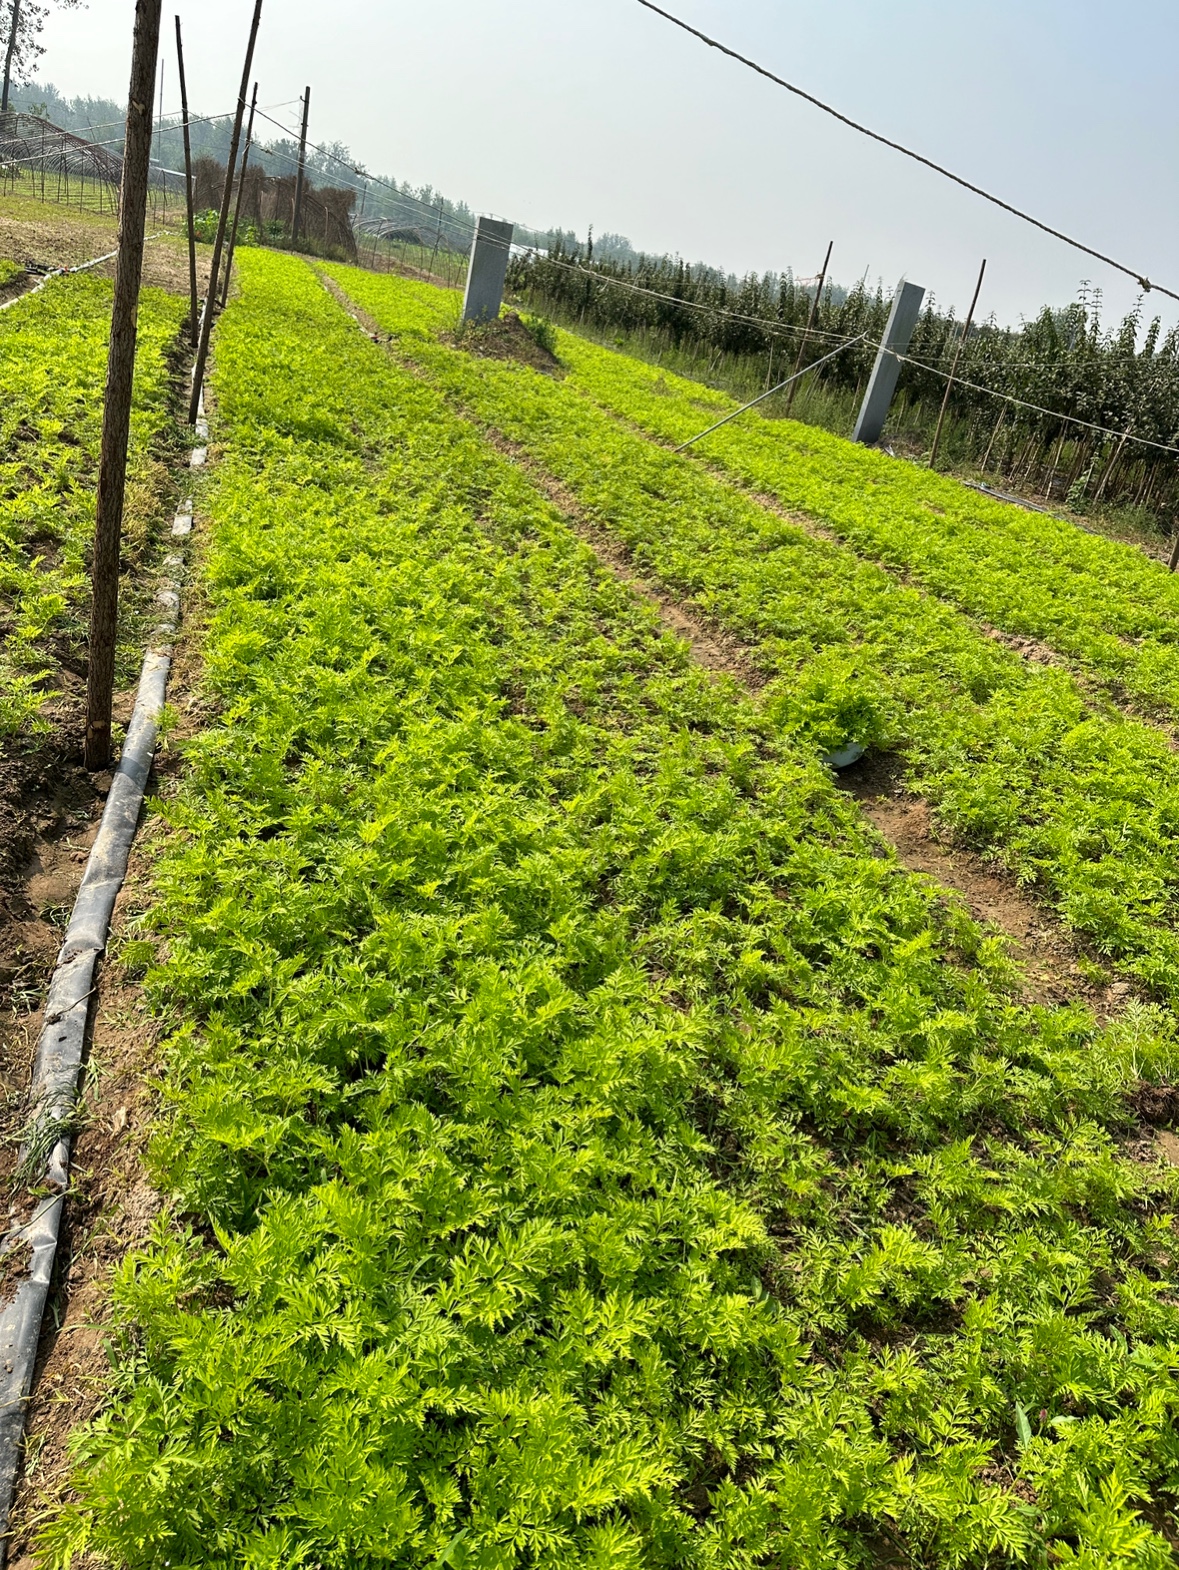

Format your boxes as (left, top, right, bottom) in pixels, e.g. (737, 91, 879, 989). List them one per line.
(554, 335, 1179, 724)
(328, 264, 1179, 1005)
(46, 249, 1179, 1568)
(0, 273, 184, 735)
(335, 269, 1179, 727)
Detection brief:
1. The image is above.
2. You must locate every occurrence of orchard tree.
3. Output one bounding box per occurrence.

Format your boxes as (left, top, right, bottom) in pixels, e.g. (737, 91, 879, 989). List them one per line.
(2, 0, 85, 117)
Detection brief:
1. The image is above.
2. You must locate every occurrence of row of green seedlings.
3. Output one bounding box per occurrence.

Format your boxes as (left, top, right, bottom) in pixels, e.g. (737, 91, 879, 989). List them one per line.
(557, 332, 1179, 723)
(42, 247, 1179, 1570)
(512, 246, 1179, 531)
(0, 272, 185, 735)
(328, 262, 1179, 1009)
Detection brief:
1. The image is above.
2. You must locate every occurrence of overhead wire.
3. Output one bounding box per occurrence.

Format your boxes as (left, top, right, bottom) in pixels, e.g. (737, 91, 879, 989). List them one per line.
(632, 0, 1176, 304)
(883, 344, 1179, 456)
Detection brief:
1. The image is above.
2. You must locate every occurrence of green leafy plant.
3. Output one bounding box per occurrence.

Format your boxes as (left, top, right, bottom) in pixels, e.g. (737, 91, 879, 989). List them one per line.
(0, 273, 184, 737)
(40, 249, 1179, 1569)
(328, 262, 1179, 1003)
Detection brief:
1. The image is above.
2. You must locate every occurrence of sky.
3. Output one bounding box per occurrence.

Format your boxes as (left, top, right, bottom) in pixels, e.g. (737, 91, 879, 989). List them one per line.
(34, 0, 1179, 332)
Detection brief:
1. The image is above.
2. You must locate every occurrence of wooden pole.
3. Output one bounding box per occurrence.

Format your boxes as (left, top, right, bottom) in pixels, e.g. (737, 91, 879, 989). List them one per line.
(929, 258, 986, 469)
(188, 0, 263, 424)
(1, 0, 20, 118)
(784, 240, 833, 416)
(174, 15, 198, 345)
(155, 50, 164, 169)
(291, 83, 310, 246)
(220, 80, 257, 308)
(84, 0, 164, 772)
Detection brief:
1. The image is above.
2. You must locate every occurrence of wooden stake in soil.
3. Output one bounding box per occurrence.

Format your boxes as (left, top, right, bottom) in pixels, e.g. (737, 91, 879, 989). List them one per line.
(291, 82, 310, 246)
(174, 14, 198, 344)
(784, 240, 833, 416)
(188, 0, 263, 424)
(929, 257, 986, 469)
(84, 0, 164, 773)
(220, 79, 257, 308)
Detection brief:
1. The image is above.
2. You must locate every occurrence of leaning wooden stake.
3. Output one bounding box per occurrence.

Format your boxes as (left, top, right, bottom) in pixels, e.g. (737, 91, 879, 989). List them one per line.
(174, 14, 198, 344)
(930, 257, 987, 469)
(220, 80, 257, 308)
(784, 240, 833, 416)
(188, 0, 263, 423)
(291, 82, 310, 246)
(84, 0, 164, 772)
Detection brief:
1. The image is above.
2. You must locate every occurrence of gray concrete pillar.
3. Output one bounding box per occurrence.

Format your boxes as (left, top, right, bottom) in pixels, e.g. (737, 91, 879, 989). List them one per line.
(852, 278, 925, 445)
(462, 216, 514, 324)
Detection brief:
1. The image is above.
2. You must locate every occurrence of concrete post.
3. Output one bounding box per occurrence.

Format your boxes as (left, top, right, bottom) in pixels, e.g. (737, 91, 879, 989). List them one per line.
(852, 278, 925, 445)
(462, 216, 514, 324)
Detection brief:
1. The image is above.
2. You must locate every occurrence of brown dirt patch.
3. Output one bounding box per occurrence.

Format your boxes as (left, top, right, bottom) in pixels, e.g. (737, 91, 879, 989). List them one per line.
(446, 312, 563, 377)
(0, 202, 116, 274)
(0, 197, 212, 298)
(0, 701, 138, 1197)
(0, 270, 29, 307)
(837, 753, 1128, 1016)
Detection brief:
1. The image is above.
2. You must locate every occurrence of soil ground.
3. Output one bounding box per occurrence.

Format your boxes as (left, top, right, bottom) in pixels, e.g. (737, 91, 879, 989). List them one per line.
(0, 193, 213, 296)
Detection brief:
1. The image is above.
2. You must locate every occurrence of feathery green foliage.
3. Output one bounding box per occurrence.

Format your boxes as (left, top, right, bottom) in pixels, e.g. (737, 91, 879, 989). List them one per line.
(552, 333, 1179, 724)
(44, 250, 1179, 1567)
(326, 264, 1179, 1002)
(0, 272, 184, 734)
(511, 246, 1179, 529)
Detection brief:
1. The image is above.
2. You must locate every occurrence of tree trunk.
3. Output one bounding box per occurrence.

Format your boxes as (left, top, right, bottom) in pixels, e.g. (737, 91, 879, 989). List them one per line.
(220, 80, 257, 308)
(84, 0, 163, 771)
(2, 0, 21, 118)
(291, 83, 310, 244)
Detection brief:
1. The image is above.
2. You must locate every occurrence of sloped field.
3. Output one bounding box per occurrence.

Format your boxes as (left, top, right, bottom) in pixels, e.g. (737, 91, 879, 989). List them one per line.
(43, 251, 1179, 1569)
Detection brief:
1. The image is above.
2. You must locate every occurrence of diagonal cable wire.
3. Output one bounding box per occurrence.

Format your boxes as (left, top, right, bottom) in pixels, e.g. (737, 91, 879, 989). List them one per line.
(633, 0, 1175, 304)
(675, 334, 866, 449)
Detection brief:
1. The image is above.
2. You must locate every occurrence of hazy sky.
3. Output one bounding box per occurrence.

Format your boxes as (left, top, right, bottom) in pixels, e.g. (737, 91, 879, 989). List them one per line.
(36, 0, 1179, 331)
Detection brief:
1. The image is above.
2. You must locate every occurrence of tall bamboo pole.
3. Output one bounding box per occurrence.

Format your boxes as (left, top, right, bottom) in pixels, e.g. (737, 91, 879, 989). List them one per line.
(84, 0, 164, 771)
(174, 15, 198, 344)
(220, 80, 257, 308)
(291, 83, 310, 245)
(930, 258, 987, 469)
(784, 240, 833, 416)
(188, 0, 263, 423)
